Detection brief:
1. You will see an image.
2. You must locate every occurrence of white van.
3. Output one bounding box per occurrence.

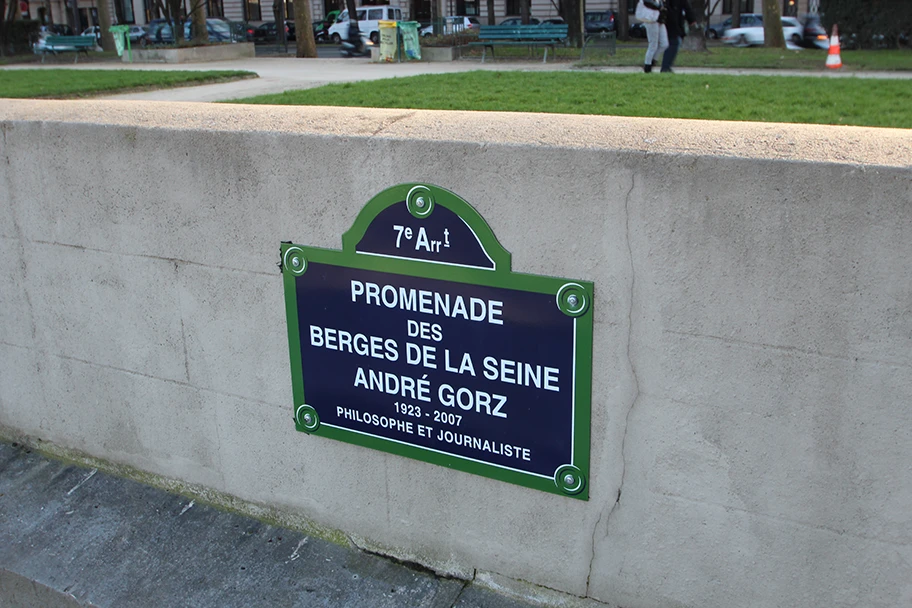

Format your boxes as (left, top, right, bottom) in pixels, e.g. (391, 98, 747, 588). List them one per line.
(328, 5, 403, 44)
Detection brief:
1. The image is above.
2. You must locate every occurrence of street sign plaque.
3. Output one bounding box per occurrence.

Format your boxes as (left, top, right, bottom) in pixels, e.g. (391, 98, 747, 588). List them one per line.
(281, 184, 593, 498)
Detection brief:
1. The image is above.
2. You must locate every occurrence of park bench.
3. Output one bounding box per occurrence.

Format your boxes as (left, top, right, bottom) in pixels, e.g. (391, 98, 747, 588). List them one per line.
(39, 35, 96, 63)
(468, 24, 569, 63)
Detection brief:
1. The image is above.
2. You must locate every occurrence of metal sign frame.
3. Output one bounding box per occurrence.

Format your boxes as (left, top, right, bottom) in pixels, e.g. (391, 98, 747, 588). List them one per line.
(281, 184, 593, 499)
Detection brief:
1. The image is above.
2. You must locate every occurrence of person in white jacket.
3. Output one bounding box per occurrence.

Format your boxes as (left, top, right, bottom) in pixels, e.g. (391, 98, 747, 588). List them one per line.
(637, 0, 667, 73)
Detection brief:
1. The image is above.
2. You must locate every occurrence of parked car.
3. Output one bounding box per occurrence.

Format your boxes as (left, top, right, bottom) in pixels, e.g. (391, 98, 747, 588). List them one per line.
(498, 17, 540, 26)
(706, 13, 763, 39)
(420, 16, 480, 37)
(148, 18, 235, 44)
(329, 5, 403, 44)
(540, 18, 565, 25)
(43, 24, 74, 36)
(83, 24, 149, 46)
(81, 26, 102, 44)
(722, 16, 803, 47)
(252, 20, 296, 43)
(584, 11, 616, 33)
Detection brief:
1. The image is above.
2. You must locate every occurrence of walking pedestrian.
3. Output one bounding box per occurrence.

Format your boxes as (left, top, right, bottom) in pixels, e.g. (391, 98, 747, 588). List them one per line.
(636, 0, 667, 73)
(661, 0, 696, 73)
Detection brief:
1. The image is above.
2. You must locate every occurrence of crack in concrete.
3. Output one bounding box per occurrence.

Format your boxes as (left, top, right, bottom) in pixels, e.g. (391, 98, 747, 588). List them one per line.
(587, 173, 641, 598)
(585, 503, 609, 597)
(371, 112, 417, 137)
(447, 570, 475, 608)
(30, 239, 275, 278)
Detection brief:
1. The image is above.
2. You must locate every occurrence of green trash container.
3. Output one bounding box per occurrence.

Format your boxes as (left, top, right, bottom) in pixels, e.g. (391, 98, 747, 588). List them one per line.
(109, 25, 132, 62)
(398, 21, 421, 61)
(378, 20, 398, 62)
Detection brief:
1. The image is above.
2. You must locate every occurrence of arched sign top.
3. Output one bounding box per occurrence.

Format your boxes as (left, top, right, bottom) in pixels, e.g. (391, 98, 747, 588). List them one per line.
(341, 184, 512, 273)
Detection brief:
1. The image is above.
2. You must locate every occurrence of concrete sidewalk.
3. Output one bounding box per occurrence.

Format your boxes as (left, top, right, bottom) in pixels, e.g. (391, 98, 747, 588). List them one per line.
(0, 440, 573, 608)
(5, 56, 908, 103)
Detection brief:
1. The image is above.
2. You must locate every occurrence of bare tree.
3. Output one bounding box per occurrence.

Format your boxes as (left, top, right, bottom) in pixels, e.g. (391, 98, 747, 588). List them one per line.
(487, 0, 495, 26)
(761, 0, 784, 47)
(732, 0, 741, 29)
(274, 0, 286, 50)
(294, 0, 317, 57)
(565, 0, 582, 47)
(617, 0, 629, 41)
(521, 0, 530, 24)
(96, 0, 115, 51)
(191, 0, 208, 44)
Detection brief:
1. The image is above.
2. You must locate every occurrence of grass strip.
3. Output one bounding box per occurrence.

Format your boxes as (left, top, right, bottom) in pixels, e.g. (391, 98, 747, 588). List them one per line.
(0, 69, 256, 98)
(547, 45, 912, 71)
(231, 71, 912, 128)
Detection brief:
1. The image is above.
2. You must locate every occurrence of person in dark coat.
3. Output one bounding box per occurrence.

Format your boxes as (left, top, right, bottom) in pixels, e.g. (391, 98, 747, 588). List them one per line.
(660, 0, 696, 73)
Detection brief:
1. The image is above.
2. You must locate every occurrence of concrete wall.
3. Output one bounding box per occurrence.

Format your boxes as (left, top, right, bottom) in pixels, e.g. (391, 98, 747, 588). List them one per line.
(1, 100, 911, 608)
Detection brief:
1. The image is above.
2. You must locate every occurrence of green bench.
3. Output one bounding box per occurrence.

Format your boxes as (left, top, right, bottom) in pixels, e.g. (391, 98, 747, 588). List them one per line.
(39, 35, 96, 63)
(468, 24, 569, 63)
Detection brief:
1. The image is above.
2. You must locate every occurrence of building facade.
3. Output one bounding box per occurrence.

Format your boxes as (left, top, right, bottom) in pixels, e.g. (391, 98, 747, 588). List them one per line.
(19, 0, 817, 35)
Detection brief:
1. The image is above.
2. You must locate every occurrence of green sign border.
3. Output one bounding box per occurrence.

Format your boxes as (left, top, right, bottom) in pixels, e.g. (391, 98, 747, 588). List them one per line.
(281, 183, 593, 499)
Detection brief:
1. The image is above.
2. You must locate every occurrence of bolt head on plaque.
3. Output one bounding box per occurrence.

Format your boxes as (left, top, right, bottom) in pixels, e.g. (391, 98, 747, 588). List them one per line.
(554, 464, 586, 495)
(556, 283, 590, 317)
(295, 404, 320, 433)
(283, 246, 308, 276)
(406, 185, 435, 219)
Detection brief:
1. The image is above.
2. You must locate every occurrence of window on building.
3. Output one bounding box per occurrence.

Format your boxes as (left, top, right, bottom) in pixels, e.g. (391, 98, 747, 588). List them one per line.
(506, 0, 521, 16)
(722, 0, 755, 13)
(246, 0, 261, 21)
(455, 1, 479, 16)
(208, 0, 224, 17)
(119, 0, 135, 23)
(782, 0, 798, 16)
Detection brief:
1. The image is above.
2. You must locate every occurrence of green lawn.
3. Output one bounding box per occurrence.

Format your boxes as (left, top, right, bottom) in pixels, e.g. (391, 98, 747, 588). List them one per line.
(554, 44, 912, 71)
(0, 69, 256, 98)
(231, 71, 912, 129)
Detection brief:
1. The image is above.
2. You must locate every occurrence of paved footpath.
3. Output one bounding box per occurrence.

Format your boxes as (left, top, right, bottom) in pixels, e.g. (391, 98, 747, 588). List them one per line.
(4, 56, 909, 102)
(0, 441, 603, 608)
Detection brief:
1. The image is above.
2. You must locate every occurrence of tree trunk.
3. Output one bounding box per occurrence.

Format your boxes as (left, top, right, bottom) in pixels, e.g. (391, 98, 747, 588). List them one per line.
(275, 0, 286, 50)
(97, 0, 116, 51)
(732, 0, 740, 29)
(487, 0, 495, 26)
(617, 0, 629, 41)
(521, 0, 530, 24)
(0, 0, 8, 57)
(165, 0, 184, 43)
(192, 0, 208, 43)
(761, 0, 784, 48)
(565, 0, 582, 47)
(294, 0, 317, 57)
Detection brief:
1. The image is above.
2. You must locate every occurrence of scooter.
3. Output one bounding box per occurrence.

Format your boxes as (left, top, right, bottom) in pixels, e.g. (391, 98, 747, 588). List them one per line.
(339, 21, 371, 57)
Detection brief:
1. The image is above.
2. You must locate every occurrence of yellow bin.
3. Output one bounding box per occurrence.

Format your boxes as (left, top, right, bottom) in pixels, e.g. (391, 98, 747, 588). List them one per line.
(378, 20, 398, 62)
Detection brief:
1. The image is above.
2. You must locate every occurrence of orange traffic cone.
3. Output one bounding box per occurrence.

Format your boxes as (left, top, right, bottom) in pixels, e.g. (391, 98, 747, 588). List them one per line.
(826, 24, 842, 69)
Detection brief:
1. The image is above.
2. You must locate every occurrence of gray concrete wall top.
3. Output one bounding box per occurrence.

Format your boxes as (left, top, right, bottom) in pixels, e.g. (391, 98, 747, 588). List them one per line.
(3, 99, 911, 167)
